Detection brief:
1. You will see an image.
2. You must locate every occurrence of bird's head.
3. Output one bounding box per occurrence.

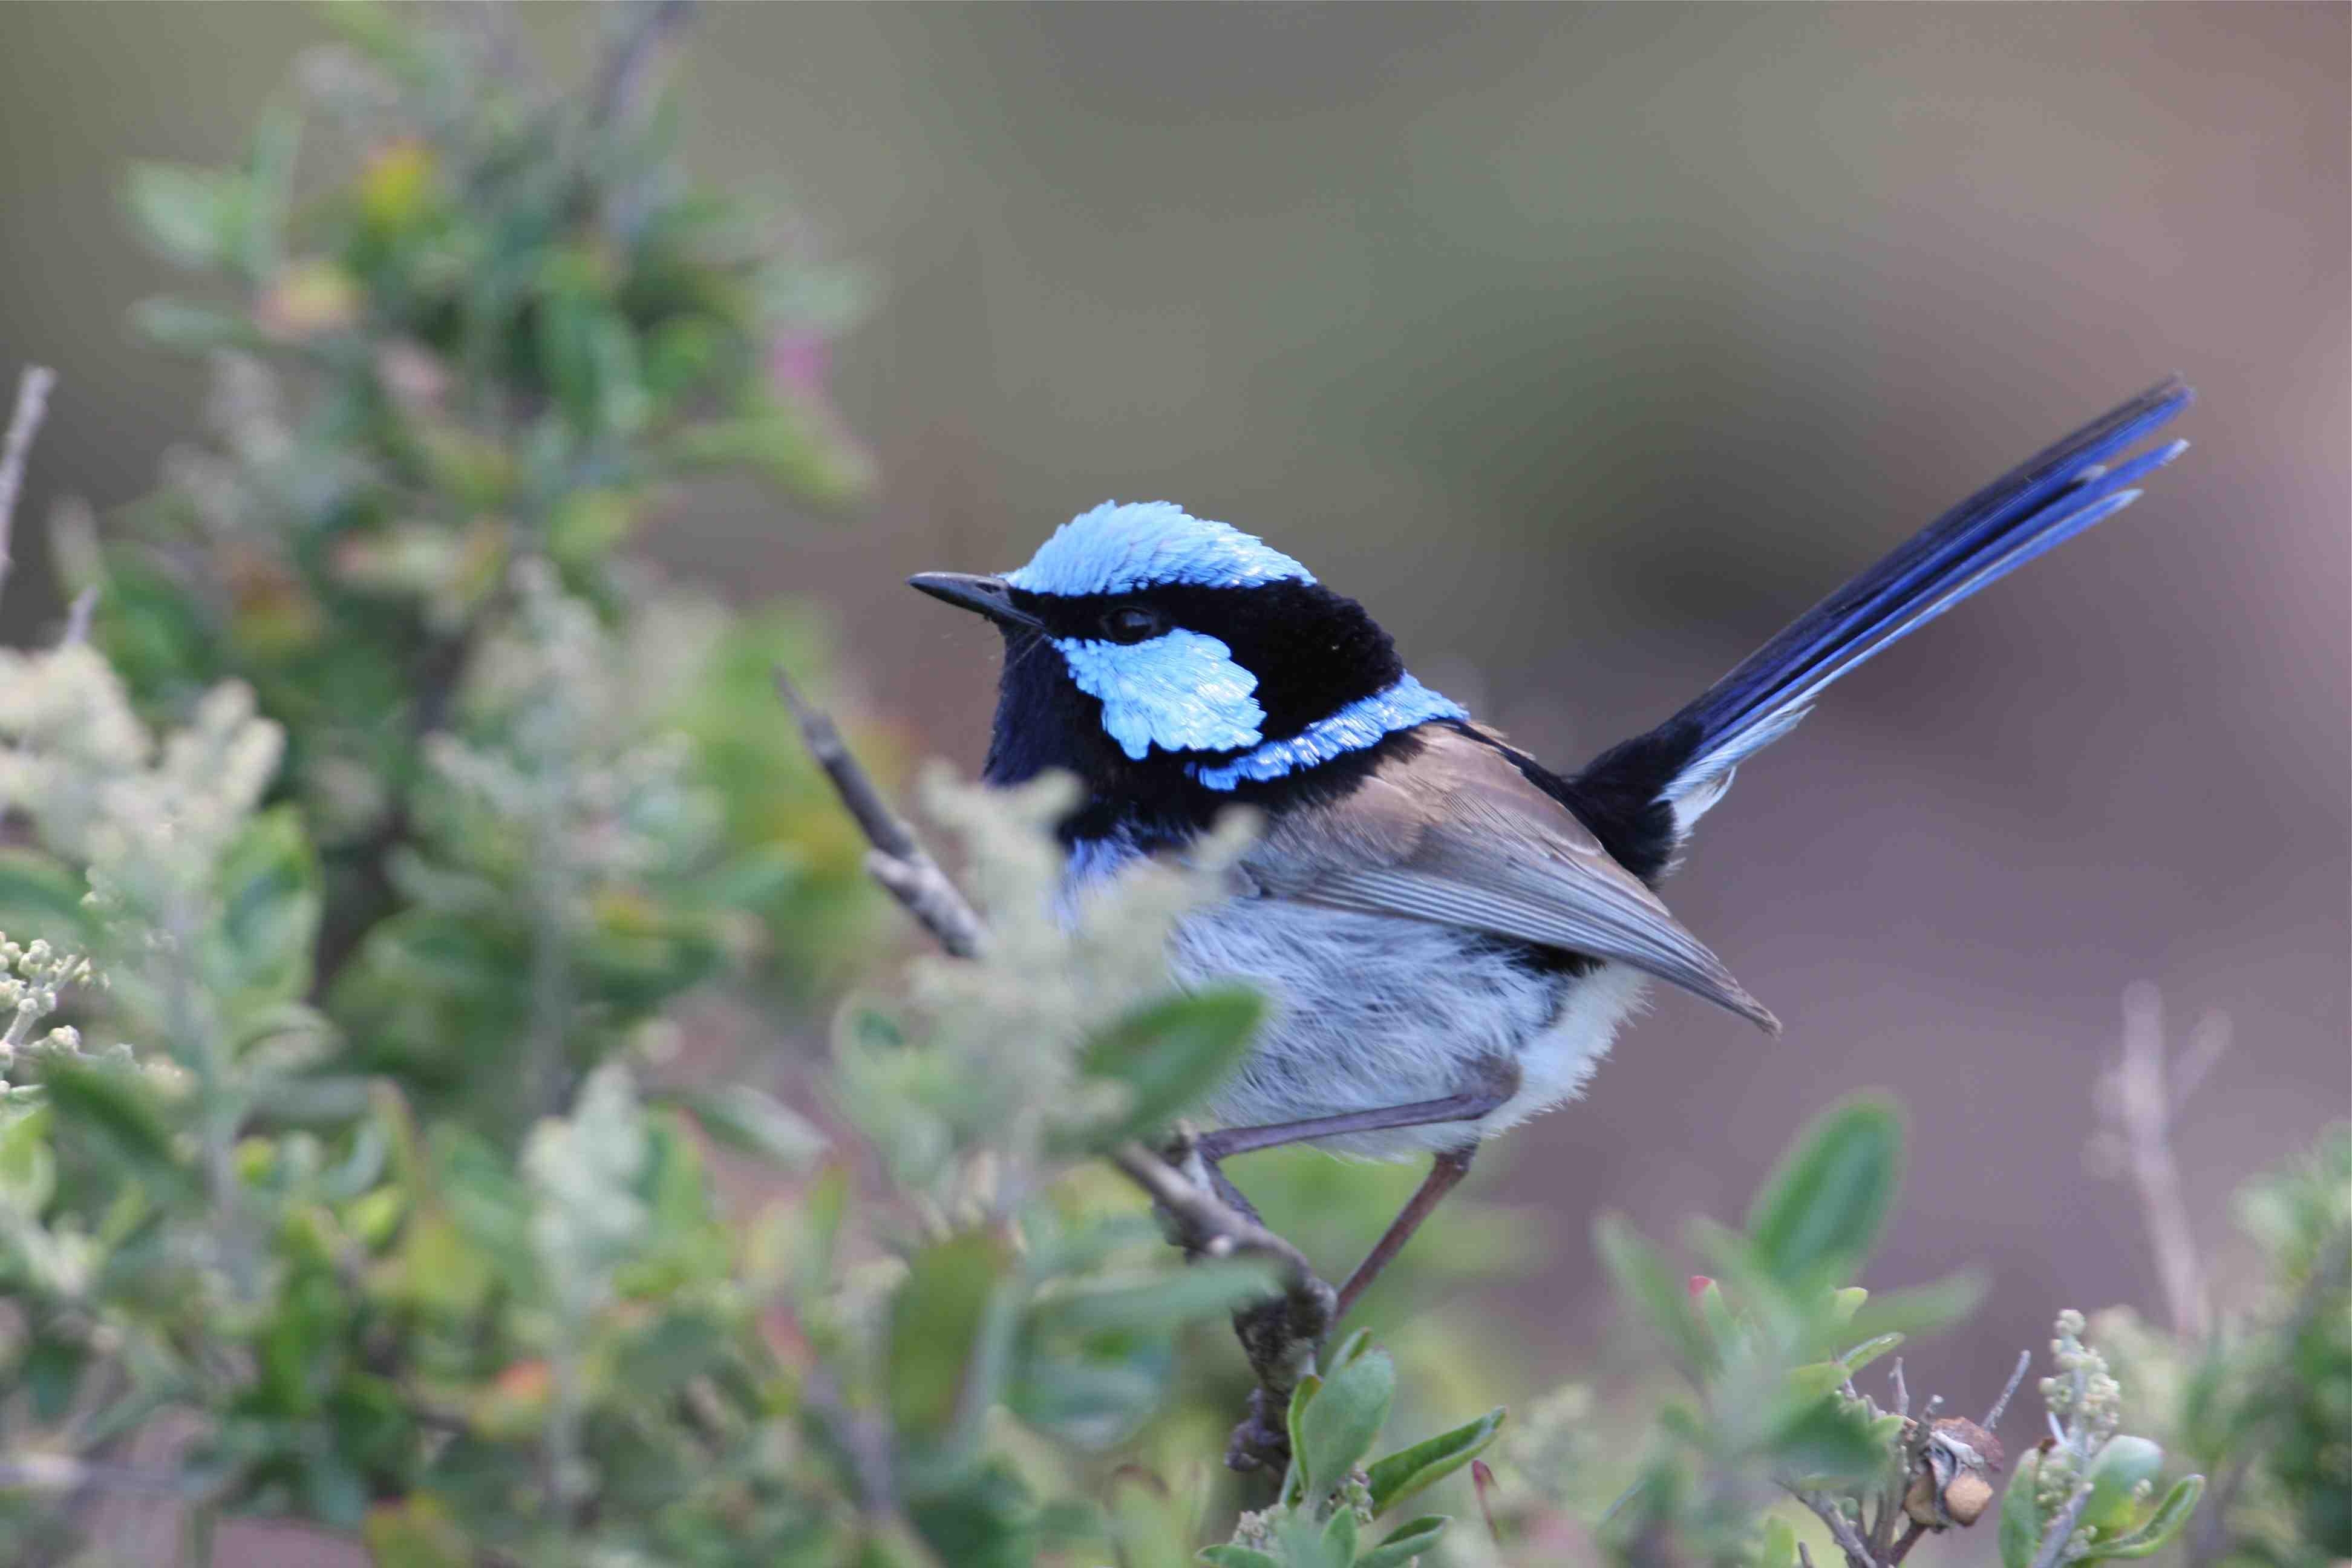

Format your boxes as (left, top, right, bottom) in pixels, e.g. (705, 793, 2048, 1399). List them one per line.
(912, 501, 1462, 818)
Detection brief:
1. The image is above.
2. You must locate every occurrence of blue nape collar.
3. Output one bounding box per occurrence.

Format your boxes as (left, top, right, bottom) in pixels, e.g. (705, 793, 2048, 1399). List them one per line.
(1188, 675, 1465, 790)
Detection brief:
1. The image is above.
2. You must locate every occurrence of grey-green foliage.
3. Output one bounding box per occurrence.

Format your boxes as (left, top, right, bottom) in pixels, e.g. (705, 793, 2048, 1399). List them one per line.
(2089, 1127, 2350, 1568)
(1434, 1100, 2206, 1568)
(0, 627, 1292, 1564)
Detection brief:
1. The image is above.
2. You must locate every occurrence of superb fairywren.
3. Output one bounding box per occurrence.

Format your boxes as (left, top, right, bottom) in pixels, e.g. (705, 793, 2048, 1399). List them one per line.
(912, 379, 2192, 1315)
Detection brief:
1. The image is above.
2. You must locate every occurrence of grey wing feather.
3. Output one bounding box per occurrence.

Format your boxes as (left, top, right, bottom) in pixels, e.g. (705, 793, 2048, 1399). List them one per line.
(1247, 727, 1781, 1033)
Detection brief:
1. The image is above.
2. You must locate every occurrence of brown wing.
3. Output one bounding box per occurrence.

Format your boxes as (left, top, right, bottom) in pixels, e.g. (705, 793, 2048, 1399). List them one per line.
(1242, 725, 1780, 1033)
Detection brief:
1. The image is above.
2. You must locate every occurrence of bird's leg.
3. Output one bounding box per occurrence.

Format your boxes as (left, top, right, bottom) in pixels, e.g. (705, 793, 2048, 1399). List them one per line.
(1195, 1055, 1520, 1319)
(1195, 1062, 1520, 1163)
(1334, 1145, 1477, 1320)
(1184, 1058, 1520, 1475)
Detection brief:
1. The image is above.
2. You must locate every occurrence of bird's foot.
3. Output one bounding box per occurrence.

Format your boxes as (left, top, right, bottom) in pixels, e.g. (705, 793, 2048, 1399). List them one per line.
(1224, 1386, 1293, 1474)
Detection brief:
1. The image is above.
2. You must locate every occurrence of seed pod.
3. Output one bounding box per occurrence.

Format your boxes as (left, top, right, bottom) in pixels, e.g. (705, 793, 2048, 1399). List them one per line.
(1905, 1416, 2007, 1529)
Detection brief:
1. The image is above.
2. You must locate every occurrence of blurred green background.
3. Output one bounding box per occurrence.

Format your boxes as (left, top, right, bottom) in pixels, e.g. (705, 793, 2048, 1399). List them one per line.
(2, 0, 2344, 1429)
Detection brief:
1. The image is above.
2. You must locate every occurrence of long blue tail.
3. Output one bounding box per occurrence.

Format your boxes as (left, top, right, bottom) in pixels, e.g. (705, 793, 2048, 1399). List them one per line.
(1570, 377, 2192, 874)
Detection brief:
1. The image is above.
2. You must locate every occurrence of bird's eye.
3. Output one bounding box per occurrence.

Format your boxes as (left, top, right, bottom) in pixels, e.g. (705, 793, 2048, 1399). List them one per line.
(1100, 606, 1166, 644)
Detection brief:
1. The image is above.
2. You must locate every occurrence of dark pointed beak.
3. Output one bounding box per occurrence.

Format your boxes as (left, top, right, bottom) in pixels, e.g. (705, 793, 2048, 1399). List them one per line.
(907, 572, 1042, 630)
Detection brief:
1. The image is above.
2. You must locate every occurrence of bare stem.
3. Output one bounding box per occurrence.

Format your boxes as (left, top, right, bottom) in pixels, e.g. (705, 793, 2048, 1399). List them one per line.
(59, 586, 97, 647)
(1792, 1487, 1878, 1568)
(1984, 1348, 2033, 1429)
(774, 667, 983, 958)
(2104, 984, 2212, 1341)
(0, 365, 59, 607)
(592, 0, 698, 128)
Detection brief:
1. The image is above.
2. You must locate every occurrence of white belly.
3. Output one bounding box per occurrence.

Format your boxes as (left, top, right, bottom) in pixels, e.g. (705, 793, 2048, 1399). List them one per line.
(1168, 897, 1653, 1161)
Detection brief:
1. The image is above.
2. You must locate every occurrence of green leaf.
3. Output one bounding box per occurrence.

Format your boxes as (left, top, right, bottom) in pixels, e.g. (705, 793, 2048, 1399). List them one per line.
(129, 297, 266, 354)
(1745, 1098, 1903, 1288)
(2000, 1449, 2048, 1568)
(1285, 1370, 1324, 1505)
(1762, 1515, 1802, 1568)
(1785, 1362, 1853, 1404)
(212, 806, 321, 1016)
(666, 1083, 826, 1172)
(1296, 1341, 1394, 1500)
(1841, 1273, 1987, 1344)
(0, 849, 95, 946)
(2085, 1475, 2205, 1560)
(1770, 1395, 1888, 1484)
(1198, 1550, 1282, 1568)
(1838, 1333, 1904, 1376)
(300, 1447, 370, 1529)
(0, 1103, 54, 1208)
(1365, 1406, 1506, 1516)
(25, 1336, 87, 1422)
(888, 1229, 1015, 1442)
(362, 1492, 474, 1568)
(1031, 1256, 1280, 1334)
(1321, 1504, 1359, 1559)
(1595, 1213, 1711, 1373)
(2080, 1437, 2166, 1532)
(1071, 987, 1265, 1149)
(125, 162, 243, 270)
(1106, 1468, 1192, 1568)
(39, 1058, 187, 1189)
(1357, 1515, 1449, 1568)
(794, 1161, 849, 1300)
(1009, 1324, 1171, 1452)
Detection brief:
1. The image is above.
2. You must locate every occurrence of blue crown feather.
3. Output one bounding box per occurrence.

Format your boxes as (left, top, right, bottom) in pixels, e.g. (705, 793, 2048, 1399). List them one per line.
(1006, 501, 1313, 598)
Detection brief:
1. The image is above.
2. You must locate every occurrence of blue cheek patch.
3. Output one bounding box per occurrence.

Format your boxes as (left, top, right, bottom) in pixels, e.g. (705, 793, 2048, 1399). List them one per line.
(1188, 675, 1466, 789)
(1057, 629, 1268, 760)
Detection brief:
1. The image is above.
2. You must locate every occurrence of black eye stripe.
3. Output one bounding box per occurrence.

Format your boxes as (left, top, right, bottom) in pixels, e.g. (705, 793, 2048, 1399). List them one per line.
(1101, 606, 1165, 642)
(1005, 578, 1405, 746)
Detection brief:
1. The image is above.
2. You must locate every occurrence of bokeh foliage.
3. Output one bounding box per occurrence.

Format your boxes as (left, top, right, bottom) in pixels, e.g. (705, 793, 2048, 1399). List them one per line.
(0, 7, 2339, 1567)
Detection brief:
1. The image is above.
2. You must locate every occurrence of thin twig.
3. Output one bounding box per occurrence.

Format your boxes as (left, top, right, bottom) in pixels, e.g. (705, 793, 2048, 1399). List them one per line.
(2103, 984, 2212, 1341)
(1984, 1348, 2033, 1429)
(1886, 1521, 1929, 1565)
(591, 0, 697, 128)
(0, 365, 59, 606)
(2168, 1012, 2230, 1116)
(1891, 1356, 1909, 1420)
(59, 586, 97, 647)
(1793, 1488, 1878, 1568)
(774, 667, 984, 958)
(1109, 1139, 1319, 1286)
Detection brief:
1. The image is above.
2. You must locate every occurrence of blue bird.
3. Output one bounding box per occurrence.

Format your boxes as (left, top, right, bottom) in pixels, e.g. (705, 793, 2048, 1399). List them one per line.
(911, 377, 2192, 1318)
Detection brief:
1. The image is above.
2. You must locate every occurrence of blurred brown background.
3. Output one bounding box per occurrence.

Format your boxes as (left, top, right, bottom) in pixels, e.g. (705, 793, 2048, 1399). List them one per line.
(2, 1, 2345, 1406)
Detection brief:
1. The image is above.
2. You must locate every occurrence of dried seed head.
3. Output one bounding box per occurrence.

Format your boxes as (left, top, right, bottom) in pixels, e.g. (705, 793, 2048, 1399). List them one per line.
(1905, 1416, 2007, 1529)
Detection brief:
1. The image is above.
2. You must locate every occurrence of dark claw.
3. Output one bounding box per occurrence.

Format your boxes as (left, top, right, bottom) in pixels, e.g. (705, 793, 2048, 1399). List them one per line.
(1225, 1387, 1292, 1473)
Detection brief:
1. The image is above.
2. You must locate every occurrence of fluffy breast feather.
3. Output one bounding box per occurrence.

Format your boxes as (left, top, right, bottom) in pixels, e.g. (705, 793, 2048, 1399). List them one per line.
(1168, 895, 1653, 1160)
